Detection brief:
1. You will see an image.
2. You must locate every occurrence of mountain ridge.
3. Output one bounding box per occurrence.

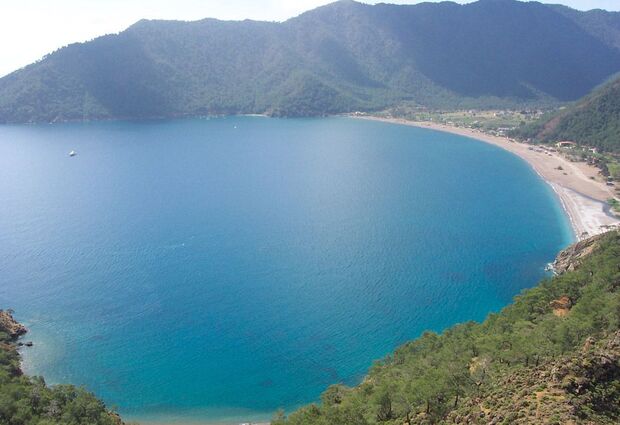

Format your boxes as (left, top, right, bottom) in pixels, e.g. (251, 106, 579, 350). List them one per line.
(3, 0, 620, 123)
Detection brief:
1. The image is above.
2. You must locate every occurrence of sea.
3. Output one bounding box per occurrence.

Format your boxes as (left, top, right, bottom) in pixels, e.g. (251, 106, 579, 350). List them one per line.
(0, 116, 573, 424)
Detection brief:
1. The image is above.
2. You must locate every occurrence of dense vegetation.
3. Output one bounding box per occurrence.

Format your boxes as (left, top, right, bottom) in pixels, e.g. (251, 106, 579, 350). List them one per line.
(512, 74, 620, 153)
(3, 0, 620, 123)
(273, 231, 620, 424)
(0, 311, 128, 425)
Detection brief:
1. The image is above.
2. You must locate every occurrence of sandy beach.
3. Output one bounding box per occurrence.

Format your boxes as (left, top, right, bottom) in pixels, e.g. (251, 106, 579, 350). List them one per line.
(353, 116, 620, 240)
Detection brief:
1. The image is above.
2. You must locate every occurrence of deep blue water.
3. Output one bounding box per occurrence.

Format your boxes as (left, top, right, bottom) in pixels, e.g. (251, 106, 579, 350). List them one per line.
(0, 116, 572, 423)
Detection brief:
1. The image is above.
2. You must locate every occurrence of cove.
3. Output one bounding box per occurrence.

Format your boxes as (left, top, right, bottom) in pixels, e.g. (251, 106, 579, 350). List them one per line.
(0, 116, 573, 423)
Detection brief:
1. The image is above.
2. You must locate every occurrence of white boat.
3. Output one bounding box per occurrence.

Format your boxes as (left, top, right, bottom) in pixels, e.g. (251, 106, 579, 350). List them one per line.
(69, 150, 77, 157)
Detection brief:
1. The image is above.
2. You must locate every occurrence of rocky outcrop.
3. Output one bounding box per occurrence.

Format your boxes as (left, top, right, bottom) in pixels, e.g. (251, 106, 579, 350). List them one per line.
(550, 296, 572, 317)
(0, 309, 27, 339)
(552, 231, 614, 274)
(445, 331, 620, 424)
(109, 412, 124, 425)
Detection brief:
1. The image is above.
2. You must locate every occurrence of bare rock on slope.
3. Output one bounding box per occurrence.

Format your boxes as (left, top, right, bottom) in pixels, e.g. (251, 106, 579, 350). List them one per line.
(0, 309, 27, 338)
(553, 232, 612, 274)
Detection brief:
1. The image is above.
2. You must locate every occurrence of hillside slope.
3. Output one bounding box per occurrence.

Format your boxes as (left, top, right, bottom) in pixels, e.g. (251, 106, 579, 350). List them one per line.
(512, 75, 620, 153)
(444, 330, 620, 424)
(2, 0, 620, 123)
(0, 310, 129, 425)
(273, 231, 620, 425)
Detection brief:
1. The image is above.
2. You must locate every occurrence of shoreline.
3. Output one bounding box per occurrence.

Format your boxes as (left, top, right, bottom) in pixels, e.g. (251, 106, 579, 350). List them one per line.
(351, 115, 620, 240)
(11, 115, 619, 425)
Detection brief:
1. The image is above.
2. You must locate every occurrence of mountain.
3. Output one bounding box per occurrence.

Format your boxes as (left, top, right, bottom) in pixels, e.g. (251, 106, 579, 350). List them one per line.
(511, 73, 620, 153)
(550, 3, 620, 51)
(272, 231, 620, 425)
(2, 0, 620, 123)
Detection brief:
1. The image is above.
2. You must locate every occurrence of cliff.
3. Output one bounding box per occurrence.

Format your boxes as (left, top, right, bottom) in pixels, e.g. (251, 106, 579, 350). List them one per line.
(552, 231, 609, 273)
(0, 309, 27, 339)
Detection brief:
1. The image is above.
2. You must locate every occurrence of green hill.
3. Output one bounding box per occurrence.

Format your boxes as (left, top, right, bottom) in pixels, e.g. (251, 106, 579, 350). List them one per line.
(0, 310, 131, 425)
(512, 74, 620, 153)
(3, 0, 620, 123)
(272, 231, 620, 425)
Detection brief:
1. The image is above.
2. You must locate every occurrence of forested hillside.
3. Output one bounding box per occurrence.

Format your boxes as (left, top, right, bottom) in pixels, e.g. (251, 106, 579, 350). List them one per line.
(2, 0, 620, 123)
(273, 231, 620, 425)
(0, 310, 129, 425)
(511, 74, 620, 153)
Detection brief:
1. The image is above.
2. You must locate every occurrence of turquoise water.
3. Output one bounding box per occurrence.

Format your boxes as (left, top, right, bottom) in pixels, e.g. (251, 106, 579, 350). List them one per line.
(0, 117, 572, 423)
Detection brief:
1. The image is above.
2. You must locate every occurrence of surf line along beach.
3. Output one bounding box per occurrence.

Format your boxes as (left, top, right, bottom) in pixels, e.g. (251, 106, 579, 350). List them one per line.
(351, 115, 620, 240)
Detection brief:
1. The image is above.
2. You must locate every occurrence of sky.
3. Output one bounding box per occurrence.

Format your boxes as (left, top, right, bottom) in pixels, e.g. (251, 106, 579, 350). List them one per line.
(1, 0, 619, 77)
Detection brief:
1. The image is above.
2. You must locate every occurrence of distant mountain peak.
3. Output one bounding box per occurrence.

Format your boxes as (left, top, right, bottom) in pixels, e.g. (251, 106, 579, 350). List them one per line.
(1, 0, 620, 123)
(476, 0, 520, 4)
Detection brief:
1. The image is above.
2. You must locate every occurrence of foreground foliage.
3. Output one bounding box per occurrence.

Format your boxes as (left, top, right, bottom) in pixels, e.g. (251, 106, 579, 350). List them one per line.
(274, 231, 620, 424)
(0, 314, 126, 425)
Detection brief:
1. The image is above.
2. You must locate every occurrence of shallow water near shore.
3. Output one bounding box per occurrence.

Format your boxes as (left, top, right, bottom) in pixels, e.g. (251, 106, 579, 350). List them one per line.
(0, 116, 573, 423)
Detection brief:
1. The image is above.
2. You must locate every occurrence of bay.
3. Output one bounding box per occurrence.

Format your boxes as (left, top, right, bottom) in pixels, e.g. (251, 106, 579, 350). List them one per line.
(0, 116, 573, 423)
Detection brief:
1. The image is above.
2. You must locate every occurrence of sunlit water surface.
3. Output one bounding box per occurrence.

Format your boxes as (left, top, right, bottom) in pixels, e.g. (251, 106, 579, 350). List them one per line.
(0, 117, 573, 423)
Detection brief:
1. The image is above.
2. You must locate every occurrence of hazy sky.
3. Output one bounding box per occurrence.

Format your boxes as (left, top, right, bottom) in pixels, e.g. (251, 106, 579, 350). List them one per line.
(1, 0, 618, 77)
